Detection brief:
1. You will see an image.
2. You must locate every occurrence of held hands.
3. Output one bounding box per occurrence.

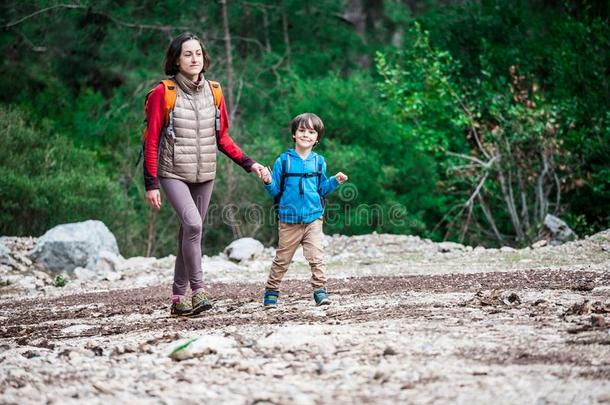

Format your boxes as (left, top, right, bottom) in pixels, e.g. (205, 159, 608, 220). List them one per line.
(251, 162, 272, 184)
(335, 172, 348, 184)
(262, 166, 272, 184)
(146, 189, 162, 210)
(250, 163, 269, 180)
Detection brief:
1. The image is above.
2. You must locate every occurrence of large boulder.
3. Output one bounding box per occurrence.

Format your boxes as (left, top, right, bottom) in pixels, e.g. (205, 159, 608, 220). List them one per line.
(223, 238, 264, 262)
(543, 214, 577, 245)
(30, 220, 120, 273)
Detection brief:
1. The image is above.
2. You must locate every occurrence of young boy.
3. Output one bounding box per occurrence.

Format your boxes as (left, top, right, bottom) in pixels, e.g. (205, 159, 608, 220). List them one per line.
(261, 113, 348, 308)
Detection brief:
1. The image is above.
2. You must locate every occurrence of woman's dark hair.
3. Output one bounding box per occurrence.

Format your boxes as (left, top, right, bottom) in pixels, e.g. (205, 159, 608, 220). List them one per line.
(291, 113, 325, 145)
(164, 32, 211, 76)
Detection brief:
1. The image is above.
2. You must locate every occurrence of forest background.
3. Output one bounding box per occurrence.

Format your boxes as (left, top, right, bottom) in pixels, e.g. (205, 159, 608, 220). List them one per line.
(0, 0, 608, 257)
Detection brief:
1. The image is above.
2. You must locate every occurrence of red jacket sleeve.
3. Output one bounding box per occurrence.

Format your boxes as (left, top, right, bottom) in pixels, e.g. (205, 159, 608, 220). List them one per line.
(217, 97, 255, 172)
(143, 83, 165, 190)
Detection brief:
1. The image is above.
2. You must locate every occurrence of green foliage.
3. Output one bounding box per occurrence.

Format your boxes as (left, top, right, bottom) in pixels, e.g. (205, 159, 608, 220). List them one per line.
(0, 0, 607, 255)
(53, 275, 67, 287)
(0, 106, 132, 245)
(240, 72, 441, 239)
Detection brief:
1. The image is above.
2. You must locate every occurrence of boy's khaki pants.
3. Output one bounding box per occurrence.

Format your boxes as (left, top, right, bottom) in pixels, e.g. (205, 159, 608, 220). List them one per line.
(266, 218, 326, 291)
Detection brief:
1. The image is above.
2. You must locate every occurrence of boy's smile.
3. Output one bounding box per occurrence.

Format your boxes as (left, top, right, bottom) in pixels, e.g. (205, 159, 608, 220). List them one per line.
(293, 125, 319, 151)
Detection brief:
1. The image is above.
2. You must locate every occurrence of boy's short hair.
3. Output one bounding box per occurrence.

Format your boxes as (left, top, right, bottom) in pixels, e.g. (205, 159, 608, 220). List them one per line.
(291, 113, 325, 142)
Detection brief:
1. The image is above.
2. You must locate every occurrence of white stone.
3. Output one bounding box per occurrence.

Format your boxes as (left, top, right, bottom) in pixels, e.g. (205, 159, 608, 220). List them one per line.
(61, 324, 95, 335)
(95, 250, 124, 273)
(437, 242, 467, 253)
(224, 238, 265, 262)
(544, 214, 577, 243)
(206, 256, 243, 271)
(532, 239, 548, 249)
(74, 267, 97, 280)
(104, 271, 122, 282)
(17, 276, 37, 290)
(117, 256, 157, 272)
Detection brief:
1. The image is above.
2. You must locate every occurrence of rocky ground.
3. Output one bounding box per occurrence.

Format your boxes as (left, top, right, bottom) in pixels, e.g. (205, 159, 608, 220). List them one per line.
(1, 231, 610, 404)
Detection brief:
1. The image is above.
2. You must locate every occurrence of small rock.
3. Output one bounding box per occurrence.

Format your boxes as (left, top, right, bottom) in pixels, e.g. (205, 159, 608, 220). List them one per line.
(103, 271, 122, 282)
(591, 314, 606, 328)
(597, 393, 610, 403)
(437, 242, 466, 253)
(17, 276, 38, 291)
(85, 340, 104, 356)
(21, 350, 40, 359)
(95, 251, 124, 273)
(112, 344, 136, 356)
(383, 346, 397, 356)
(74, 267, 97, 280)
(571, 281, 595, 292)
(61, 324, 94, 335)
(566, 300, 592, 315)
(532, 240, 548, 249)
(543, 214, 577, 244)
(502, 292, 521, 305)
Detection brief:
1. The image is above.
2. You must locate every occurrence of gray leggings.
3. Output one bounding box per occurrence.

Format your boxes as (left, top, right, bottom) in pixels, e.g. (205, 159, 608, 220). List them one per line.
(160, 178, 214, 295)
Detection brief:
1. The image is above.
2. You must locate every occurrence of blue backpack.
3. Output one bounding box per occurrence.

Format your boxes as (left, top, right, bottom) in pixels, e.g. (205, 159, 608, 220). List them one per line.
(273, 152, 325, 217)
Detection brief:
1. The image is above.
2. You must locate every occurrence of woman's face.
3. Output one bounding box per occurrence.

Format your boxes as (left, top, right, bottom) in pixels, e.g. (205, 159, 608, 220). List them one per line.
(177, 39, 204, 79)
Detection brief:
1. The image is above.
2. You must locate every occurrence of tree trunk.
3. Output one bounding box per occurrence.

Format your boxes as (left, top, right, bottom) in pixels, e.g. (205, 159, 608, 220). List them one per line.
(219, 0, 235, 120)
(219, 0, 243, 239)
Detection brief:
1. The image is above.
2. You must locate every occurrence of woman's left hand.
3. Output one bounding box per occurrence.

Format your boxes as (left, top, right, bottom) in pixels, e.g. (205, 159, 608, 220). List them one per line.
(250, 163, 266, 179)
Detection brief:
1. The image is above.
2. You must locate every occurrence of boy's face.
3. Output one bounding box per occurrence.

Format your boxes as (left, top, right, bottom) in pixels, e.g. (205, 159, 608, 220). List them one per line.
(293, 123, 319, 150)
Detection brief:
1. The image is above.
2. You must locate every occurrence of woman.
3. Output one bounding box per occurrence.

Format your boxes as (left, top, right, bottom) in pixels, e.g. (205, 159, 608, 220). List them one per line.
(143, 32, 268, 317)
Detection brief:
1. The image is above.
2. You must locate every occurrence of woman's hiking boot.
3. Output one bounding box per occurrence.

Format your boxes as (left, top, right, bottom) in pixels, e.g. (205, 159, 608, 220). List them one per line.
(191, 290, 213, 315)
(313, 289, 331, 306)
(170, 297, 192, 317)
(263, 290, 279, 308)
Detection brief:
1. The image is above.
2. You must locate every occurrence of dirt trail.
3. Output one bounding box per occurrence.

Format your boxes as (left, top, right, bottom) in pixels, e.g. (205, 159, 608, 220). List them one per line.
(1, 232, 610, 404)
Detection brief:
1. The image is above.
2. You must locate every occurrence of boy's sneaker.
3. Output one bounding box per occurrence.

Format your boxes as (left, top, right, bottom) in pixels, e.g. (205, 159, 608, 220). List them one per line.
(170, 297, 192, 317)
(191, 290, 213, 315)
(313, 289, 331, 306)
(263, 290, 279, 308)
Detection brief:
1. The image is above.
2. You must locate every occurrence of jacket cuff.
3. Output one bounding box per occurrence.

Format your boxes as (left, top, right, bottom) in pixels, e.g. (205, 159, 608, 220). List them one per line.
(330, 176, 340, 189)
(145, 177, 160, 191)
(241, 156, 256, 172)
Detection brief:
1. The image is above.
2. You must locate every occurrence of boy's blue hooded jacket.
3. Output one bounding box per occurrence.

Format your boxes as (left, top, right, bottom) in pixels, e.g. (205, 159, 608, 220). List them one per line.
(265, 149, 340, 224)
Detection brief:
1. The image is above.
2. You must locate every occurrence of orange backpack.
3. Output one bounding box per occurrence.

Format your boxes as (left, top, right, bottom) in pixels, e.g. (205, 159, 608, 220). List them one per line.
(136, 79, 223, 165)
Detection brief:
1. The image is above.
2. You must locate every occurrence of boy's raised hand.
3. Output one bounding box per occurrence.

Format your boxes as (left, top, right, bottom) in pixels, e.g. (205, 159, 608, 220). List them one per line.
(335, 172, 348, 184)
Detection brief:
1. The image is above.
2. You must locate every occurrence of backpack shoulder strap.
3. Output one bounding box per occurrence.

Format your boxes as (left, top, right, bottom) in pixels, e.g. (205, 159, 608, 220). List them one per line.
(161, 79, 177, 126)
(279, 151, 289, 182)
(316, 155, 323, 192)
(207, 80, 223, 108)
